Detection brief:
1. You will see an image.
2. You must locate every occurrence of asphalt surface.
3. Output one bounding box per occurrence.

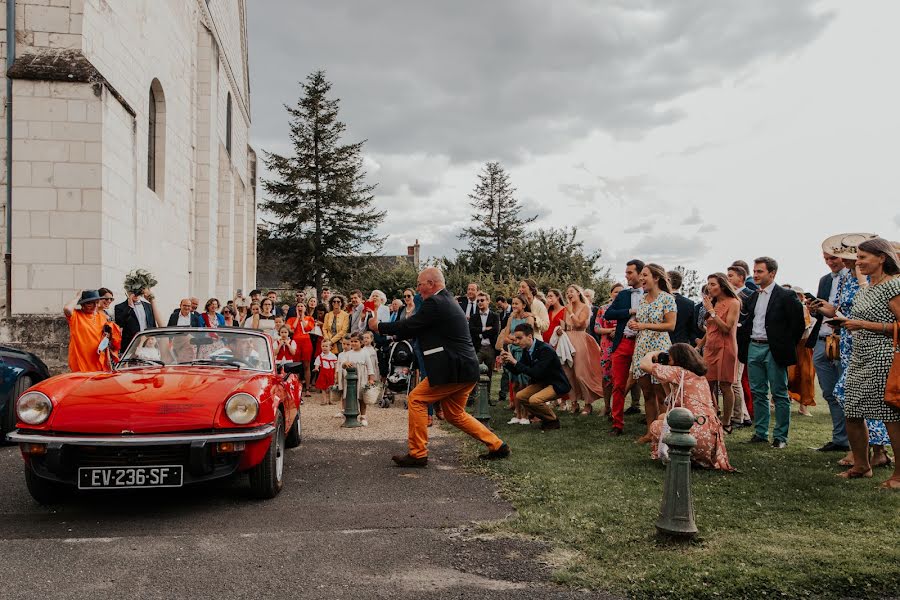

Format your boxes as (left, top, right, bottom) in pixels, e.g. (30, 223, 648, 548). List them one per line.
(0, 428, 616, 599)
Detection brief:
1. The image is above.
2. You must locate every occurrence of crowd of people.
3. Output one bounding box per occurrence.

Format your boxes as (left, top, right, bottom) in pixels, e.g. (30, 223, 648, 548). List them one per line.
(63, 233, 900, 487)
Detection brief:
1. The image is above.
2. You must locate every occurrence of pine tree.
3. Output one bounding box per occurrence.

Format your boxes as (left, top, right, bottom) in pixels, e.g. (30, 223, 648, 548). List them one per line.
(260, 70, 385, 296)
(459, 162, 535, 276)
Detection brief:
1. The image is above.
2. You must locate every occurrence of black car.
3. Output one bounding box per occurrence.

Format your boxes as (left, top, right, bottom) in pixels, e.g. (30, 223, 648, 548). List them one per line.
(0, 345, 51, 435)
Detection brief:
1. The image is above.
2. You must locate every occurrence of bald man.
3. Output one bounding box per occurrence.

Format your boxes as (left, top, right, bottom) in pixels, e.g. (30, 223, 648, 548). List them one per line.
(168, 298, 205, 327)
(369, 267, 509, 467)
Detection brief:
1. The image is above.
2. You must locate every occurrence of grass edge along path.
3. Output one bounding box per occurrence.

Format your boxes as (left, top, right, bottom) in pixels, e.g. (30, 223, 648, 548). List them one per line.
(455, 401, 899, 600)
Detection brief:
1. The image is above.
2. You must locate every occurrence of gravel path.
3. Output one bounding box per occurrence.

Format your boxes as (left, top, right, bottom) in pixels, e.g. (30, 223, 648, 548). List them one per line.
(302, 392, 449, 443)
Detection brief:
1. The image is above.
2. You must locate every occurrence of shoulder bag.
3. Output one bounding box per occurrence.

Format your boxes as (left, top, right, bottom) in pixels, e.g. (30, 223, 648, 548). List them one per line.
(886, 322, 900, 409)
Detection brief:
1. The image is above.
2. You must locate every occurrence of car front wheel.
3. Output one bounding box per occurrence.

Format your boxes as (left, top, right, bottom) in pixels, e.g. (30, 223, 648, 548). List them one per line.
(248, 412, 285, 499)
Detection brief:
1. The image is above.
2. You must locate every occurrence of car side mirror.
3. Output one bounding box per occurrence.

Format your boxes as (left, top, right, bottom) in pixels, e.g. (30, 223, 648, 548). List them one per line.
(280, 361, 304, 376)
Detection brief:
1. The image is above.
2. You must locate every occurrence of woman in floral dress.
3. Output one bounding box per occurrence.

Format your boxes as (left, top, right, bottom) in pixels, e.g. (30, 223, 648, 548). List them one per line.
(817, 257, 891, 469)
(594, 283, 624, 417)
(629, 263, 677, 442)
(640, 345, 734, 471)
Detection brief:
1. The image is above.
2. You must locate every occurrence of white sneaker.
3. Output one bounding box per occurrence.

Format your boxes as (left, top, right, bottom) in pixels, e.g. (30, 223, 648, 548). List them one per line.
(334, 411, 344, 418)
(507, 417, 520, 425)
(518, 418, 531, 425)
(360, 417, 368, 426)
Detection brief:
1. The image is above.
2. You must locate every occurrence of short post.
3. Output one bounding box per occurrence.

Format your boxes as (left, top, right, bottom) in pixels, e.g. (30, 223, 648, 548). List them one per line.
(655, 407, 700, 539)
(342, 367, 362, 428)
(474, 363, 492, 424)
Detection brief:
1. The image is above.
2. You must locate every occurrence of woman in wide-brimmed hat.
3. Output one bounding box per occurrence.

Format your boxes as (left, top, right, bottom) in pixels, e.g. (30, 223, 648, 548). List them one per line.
(63, 290, 121, 373)
(811, 234, 896, 485)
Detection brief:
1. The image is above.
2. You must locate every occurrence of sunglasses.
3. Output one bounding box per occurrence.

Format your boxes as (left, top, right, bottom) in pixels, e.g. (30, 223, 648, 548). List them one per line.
(403, 294, 413, 298)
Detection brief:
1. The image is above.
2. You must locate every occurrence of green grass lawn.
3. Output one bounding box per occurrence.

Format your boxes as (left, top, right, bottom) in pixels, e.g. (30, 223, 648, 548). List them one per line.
(459, 390, 900, 599)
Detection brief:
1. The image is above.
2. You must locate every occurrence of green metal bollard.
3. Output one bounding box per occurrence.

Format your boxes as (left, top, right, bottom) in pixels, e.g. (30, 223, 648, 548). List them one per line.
(474, 363, 492, 424)
(655, 406, 703, 539)
(342, 367, 363, 428)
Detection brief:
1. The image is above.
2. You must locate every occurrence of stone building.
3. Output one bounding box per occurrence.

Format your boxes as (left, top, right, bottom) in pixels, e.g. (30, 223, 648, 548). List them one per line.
(0, 0, 257, 320)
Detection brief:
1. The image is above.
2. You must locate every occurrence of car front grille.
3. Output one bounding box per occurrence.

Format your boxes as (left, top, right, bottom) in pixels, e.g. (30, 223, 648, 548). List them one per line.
(71, 445, 191, 467)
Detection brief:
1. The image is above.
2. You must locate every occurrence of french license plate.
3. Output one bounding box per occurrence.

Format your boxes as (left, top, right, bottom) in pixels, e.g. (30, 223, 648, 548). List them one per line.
(78, 465, 183, 489)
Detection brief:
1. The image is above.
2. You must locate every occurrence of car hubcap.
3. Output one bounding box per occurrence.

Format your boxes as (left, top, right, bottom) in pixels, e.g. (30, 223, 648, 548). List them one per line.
(275, 425, 285, 481)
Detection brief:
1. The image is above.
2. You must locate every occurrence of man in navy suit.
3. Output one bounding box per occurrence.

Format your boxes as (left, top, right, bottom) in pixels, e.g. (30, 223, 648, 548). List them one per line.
(808, 251, 849, 452)
(668, 270, 698, 345)
(737, 257, 805, 448)
(602, 259, 645, 436)
(458, 282, 479, 319)
(372, 268, 508, 467)
(500, 323, 571, 430)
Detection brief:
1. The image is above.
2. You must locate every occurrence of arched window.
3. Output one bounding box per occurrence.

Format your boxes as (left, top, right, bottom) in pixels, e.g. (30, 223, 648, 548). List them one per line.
(225, 92, 233, 156)
(148, 79, 166, 196)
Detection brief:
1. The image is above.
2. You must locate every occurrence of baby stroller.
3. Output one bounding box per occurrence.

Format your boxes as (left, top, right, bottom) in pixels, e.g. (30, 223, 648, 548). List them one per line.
(380, 340, 416, 408)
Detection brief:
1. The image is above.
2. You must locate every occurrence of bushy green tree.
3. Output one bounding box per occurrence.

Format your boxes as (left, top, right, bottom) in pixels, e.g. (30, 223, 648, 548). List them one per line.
(259, 70, 385, 298)
(458, 161, 535, 276)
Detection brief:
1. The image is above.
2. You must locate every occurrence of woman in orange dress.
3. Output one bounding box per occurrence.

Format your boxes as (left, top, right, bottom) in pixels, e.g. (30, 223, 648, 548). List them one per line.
(640, 345, 734, 472)
(561, 285, 606, 415)
(287, 302, 315, 396)
(543, 289, 567, 344)
(697, 273, 741, 433)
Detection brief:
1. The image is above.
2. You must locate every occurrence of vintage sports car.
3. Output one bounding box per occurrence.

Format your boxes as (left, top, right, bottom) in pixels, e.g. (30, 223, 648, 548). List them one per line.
(1, 344, 51, 436)
(6, 328, 302, 503)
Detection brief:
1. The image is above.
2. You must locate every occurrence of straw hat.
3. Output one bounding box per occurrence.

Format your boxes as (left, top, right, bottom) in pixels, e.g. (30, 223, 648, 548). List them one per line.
(821, 233, 878, 259)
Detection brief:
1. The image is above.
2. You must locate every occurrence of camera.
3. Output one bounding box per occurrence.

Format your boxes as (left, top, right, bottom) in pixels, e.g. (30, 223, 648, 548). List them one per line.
(656, 352, 670, 365)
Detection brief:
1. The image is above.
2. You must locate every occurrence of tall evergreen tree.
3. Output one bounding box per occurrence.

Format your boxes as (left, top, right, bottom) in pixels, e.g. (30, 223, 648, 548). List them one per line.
(459, 161, 535, 276)
(260, 70, 385, 296)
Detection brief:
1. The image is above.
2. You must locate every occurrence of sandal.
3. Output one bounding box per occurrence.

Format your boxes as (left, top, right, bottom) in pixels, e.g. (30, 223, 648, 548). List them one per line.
(635, 433, 652, 445)
(871, 455, 894, 469)
(878, 477, 900, 490)
(837, 468, 873, 479)
(571, 402, 580, 415)
(580, 404, 593, 416)
(722, 425, 733, 435)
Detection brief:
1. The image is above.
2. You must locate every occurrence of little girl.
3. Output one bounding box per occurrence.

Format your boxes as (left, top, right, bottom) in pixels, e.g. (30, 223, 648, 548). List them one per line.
(274, 325, 297, 368)
(314, 339, 338, 405)
(135, 336, 161, 362)
(338, 333, 378, 426)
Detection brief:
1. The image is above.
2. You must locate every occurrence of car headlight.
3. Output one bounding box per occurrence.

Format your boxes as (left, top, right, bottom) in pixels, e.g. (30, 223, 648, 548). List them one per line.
(17, 391, 53, 425)
(225, 393, 259, 425)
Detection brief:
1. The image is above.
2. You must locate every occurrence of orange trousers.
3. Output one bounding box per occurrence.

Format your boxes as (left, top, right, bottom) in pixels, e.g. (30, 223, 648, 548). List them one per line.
(407, 377, 504, 458)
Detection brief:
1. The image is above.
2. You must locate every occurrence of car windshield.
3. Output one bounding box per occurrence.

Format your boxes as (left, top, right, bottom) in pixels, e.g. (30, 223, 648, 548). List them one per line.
(118, 329, 273, 372)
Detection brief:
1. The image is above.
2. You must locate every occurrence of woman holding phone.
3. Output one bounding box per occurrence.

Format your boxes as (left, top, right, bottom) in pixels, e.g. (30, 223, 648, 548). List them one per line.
(810, 237, 892, 472)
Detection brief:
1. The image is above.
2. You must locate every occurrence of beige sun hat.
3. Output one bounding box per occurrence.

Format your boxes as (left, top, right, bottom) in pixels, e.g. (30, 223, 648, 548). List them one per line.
(821, 233, 878, 259)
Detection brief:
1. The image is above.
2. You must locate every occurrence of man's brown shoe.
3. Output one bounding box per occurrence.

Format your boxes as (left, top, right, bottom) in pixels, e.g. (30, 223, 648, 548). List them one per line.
(392, 454, 428, 468)
(479, 442, 510, 460)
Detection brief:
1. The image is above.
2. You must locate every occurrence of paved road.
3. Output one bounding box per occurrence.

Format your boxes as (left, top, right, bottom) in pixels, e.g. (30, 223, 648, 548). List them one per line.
(0, 416, 615, 599)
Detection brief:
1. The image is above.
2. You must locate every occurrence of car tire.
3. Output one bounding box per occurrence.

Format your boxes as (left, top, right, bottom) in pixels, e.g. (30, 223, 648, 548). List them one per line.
(4, 375, 33, 434)
(285, 410, 301, 448)
(248, 412, 285, 499)
(24, 466, 69, 505)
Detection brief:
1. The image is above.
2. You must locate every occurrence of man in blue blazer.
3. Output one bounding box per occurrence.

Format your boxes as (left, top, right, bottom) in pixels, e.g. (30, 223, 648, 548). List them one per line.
(500, 323, 571, 430)
(807, 251, 849, 452)
(602, 259, 645, 435)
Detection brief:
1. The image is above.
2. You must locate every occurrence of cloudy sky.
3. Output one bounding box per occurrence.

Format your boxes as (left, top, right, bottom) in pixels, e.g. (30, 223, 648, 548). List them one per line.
(248, 0, 899, 291)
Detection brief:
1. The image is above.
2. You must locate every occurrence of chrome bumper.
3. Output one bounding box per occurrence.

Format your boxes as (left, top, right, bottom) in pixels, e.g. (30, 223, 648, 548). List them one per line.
(6, 425, 275, 446)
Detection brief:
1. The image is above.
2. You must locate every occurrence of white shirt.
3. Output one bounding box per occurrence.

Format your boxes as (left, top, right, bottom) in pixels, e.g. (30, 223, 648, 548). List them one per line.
(130, 299, 149, 331)
(463, 298, 476, 318)
(176, 312, 192, 327)
(479, 311, 491, 345)
(751, 282, 775, 341)
(820, 268, 847, 337)
(623, 287, 644, 338)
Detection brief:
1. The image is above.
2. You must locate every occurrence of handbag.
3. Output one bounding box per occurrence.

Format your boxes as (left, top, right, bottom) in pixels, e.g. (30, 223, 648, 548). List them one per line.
(657, 370, 685, 464)
(825, 332, 841, 362)
(886, 322, 900, 410)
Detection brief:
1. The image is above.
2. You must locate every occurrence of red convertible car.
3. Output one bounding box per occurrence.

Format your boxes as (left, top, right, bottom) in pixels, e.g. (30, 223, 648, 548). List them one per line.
(6, 328, 302, 503)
